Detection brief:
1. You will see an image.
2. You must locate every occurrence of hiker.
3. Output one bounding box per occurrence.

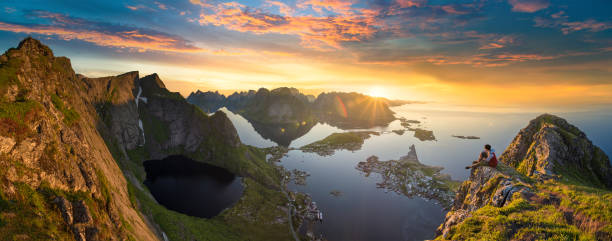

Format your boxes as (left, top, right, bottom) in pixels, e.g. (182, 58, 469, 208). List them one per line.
(466, 144, 497, 169)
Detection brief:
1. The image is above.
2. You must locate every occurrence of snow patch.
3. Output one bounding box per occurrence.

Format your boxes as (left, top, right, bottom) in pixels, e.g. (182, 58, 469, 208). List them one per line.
(138, 119, 145, 145)
(135, 86, 142, 108)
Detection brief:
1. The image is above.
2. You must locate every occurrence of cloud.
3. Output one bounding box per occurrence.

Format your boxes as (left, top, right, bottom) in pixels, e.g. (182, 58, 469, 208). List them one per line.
(508, 0, 549, 13)
(196, 1, 381, 50)
(297, 0, 355, 14)
(154, 1, 168, 10)
(479, 36, 515, 49)
(0, 11, 202, 53)
(535, 11, 611, 34)
(265, 0, 294, 15)
(560, 20, 611, 34)
(396, 0, 426, 8)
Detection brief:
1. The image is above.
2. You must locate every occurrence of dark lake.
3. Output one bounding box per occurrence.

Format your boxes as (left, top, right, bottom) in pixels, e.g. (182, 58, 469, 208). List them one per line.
(143, 155, 244, 218)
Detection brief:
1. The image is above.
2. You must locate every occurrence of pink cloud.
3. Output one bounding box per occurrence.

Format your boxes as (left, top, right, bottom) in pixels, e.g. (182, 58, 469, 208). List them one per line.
(197, 1, 381, 50)
(508, 0, 549, 13)
(0, 12, 203, 53)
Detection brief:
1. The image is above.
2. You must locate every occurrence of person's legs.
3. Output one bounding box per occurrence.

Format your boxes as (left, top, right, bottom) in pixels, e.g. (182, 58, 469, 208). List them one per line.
(466, 160, 488, 169)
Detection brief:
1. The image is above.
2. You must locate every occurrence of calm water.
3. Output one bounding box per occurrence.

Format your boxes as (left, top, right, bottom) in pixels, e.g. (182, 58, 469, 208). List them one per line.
(220, 105, 612, 241)
(143, 155, 244, 218)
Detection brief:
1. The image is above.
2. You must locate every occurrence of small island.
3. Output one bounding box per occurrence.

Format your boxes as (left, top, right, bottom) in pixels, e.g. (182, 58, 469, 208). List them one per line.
(452, 135, 481, 140)
(399, 117, 421, 128)
(300, 131, 380, 156)
(329, 190, 343, 197)
(356, 145, 459, 208)
(411, 128, 436, 141)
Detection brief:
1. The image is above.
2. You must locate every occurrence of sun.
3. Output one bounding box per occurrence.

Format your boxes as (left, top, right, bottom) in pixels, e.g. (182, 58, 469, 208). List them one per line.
(367, 86, 387, 98)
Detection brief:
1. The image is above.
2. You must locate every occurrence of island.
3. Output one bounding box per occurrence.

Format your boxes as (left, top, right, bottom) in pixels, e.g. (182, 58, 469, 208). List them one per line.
(356, 145, 460, 208)
(300, 131, 379, 156)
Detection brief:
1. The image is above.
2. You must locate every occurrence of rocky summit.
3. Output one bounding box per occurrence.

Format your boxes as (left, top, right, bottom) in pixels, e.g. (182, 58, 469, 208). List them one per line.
(436, 114, 612, 240)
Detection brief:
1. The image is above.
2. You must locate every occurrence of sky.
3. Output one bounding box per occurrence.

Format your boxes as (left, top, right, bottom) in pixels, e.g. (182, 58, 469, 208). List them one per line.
(0, 0, 610, 111)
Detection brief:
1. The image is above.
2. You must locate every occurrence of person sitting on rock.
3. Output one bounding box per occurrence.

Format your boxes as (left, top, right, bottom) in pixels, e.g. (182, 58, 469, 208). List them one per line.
(466, 144, 497, 169)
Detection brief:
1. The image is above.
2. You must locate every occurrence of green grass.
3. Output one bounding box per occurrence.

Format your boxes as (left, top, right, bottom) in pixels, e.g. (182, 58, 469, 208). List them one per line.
(139, 110, 170, 143)
(51, 93, 80, 126)
(0, 100, 40, 139)
(0, 182, 76, 240)
(540, 181, 612, 223)
(441, 194, 591, 241)
(222, 178, 293, 241)
(0, 51, 24, 95)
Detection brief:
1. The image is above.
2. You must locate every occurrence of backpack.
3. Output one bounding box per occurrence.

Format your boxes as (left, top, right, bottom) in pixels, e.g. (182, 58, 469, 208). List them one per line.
(488, 151, 498, 168)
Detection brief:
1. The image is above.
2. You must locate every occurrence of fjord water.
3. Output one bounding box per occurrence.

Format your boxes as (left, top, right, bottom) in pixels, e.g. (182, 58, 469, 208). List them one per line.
(143, 155, 244, 218)
(220, 106, 612, 241)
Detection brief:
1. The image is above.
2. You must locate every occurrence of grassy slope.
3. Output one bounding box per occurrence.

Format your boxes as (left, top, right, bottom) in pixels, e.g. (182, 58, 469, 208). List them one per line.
(438, 165, 612, 241)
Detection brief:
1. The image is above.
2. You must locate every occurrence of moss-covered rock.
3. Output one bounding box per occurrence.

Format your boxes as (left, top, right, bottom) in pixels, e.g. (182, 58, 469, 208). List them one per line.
(436, 114, 612, 240)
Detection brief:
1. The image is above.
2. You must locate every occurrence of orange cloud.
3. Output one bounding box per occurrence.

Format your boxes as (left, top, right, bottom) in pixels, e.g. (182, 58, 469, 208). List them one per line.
(396, 0, 426, 8)
(426, 53, 557, 67)
(0, 22, 203, 53)
(479, 36, 515, 49)
(197, 1, 380, 50)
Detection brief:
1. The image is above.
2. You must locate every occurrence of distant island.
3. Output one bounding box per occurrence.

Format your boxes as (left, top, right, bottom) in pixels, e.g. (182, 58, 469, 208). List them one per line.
(451, 135, 480, 140)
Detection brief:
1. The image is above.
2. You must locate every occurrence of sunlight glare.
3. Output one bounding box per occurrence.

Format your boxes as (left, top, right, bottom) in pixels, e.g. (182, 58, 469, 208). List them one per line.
(368, 86, 387, 98)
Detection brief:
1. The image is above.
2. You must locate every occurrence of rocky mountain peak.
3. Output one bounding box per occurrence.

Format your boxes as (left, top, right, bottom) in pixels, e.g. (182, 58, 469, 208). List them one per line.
(501, 113, 612, 188)
(140, 73, 166, 90)
(16, 37, 54, 57)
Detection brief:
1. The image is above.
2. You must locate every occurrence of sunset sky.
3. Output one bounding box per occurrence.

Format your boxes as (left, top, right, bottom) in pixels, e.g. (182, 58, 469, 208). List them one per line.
(0, 0, 610, 110)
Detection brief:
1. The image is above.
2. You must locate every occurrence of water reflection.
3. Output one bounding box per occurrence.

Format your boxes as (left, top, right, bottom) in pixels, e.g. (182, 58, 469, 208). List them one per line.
(217, 103, 612, 241)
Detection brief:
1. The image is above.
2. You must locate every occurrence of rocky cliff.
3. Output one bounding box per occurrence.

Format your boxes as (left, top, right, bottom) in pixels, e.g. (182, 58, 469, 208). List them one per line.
(436, 114, 612, 240)
(0, 37, 158, 240)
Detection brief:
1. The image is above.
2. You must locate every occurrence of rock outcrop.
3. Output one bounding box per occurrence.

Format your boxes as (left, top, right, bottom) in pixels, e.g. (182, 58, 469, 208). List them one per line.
(501, 114, 612, 188)
(0, 37, 159, 240)
(436, 114, 612, 240)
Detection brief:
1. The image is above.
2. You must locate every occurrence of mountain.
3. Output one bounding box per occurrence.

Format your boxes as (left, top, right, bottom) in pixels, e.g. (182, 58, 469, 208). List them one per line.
(0, 38, 303, 241)
(313, 92, 396, 129)
(187, 88, 399, 145)
(0, 37, 157, 240)
(185, 90, 226, 113)
(436, 114, 612, 240)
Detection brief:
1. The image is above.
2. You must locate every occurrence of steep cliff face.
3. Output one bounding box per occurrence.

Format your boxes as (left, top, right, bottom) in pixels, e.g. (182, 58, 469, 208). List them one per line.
(0, 38, 158, 240)
(436, 114, 612, 240)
